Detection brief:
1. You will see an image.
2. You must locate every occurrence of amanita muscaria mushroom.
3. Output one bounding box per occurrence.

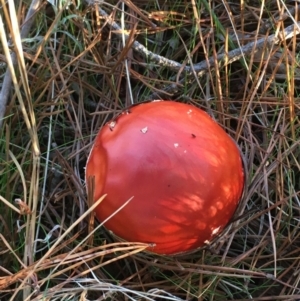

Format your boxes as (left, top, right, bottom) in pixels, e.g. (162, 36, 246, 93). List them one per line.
(85, 100, 244, 255)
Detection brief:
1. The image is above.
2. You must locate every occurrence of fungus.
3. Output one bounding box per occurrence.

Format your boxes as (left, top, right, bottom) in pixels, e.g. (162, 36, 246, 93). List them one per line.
(85, 101, 244, 255)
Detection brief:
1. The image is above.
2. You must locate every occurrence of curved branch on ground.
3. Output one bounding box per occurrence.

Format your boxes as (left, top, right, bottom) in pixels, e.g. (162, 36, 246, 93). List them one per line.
(90, 3, 300, 97)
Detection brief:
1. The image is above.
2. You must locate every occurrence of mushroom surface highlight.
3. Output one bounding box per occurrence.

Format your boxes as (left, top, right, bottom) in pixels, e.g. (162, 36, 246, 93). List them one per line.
(86, 100, 244, 255)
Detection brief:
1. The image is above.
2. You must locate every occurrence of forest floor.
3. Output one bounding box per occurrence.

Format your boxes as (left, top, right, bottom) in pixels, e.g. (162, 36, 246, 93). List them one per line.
(0, 0, 300, 300)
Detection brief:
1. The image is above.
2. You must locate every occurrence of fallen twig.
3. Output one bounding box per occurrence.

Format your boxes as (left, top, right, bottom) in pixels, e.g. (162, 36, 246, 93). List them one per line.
(89, 3, 300, 98)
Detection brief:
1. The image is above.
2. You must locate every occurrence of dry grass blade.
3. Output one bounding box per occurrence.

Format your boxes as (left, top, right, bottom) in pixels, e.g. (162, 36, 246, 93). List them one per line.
(0, 0, 42, 128)
(0, 0, 42, 299)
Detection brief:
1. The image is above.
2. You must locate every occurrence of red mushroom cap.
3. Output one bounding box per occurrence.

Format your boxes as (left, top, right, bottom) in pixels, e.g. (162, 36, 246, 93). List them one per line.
(85, 101, 244, 255)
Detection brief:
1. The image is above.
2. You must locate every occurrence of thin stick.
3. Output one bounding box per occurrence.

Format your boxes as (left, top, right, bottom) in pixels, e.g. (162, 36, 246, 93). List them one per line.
(90, 4, 300, 98)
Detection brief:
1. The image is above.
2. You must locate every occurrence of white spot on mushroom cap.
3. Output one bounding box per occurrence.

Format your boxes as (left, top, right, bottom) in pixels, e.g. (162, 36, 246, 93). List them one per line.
(141, 127, 148, 133)
(212, 226, 221, 235)
(174, 143, 179, 148)
(187, 109, 193, 114)
(109, 121, 116, 129)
